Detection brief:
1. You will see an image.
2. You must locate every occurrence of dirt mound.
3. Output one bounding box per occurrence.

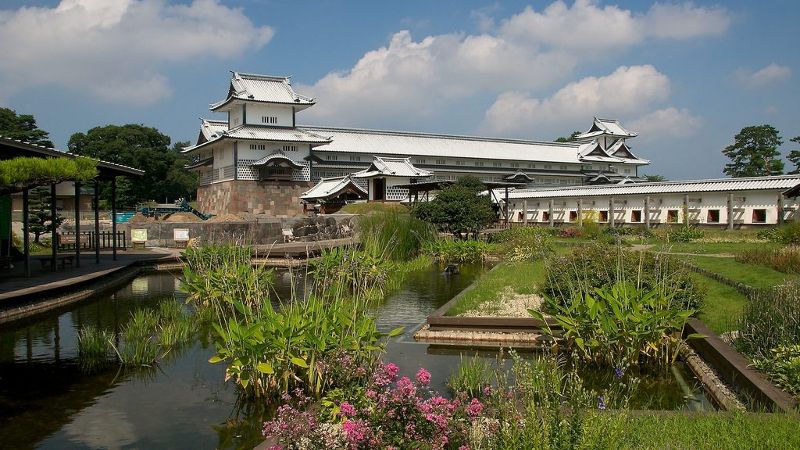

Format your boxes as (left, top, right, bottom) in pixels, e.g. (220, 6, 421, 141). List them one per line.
(129, 213, 156, 224)
(207, 213, 244, 223)
(165, 212, 202, 222)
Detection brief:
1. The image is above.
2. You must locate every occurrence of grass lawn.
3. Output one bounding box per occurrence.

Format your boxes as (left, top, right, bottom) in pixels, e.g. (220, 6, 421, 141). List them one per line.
(621, 412, 800, 449)
(685, 255, 797, 289)
(444, 260, 546, 316)
(691, 273, 747, 334)
(651, 241, 779, 255)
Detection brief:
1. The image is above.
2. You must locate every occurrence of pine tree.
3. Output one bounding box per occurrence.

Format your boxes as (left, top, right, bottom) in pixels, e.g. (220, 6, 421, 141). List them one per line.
(722, 125, 784, 177)
(28, 187, 63, 244)
(788, 136, 800, 175)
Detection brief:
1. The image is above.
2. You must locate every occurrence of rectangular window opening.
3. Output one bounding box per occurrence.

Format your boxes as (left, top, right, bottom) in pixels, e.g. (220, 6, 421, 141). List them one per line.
(752, 209, 767, 223)
(707, 209, 720, 223)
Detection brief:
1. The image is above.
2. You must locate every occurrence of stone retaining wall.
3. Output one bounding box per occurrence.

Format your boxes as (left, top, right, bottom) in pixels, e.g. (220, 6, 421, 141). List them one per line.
(197, 180, 313, 217)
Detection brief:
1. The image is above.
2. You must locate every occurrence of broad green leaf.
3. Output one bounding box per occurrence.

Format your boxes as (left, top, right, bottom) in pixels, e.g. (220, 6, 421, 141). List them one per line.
(257, 362, 274, 374)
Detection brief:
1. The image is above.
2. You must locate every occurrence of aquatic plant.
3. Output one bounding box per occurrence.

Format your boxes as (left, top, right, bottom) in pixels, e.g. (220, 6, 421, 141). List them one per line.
(532, 281, 697, 370)
(357, 209, 436, 261)
(736, 280, 800, 359)
(449, 353, 494, 397)
(77, 325, 113, 372)
(751, 344, 800, 398)
(422, 239, 494, 263)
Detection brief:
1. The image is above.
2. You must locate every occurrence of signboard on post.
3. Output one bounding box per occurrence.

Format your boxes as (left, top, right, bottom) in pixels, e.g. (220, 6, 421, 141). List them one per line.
(131, 229, 147, 248)
(173, 228, 190, 248)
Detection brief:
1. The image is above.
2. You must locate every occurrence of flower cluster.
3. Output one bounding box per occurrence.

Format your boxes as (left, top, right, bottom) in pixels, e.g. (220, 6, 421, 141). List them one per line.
(264, 362, 487, 450)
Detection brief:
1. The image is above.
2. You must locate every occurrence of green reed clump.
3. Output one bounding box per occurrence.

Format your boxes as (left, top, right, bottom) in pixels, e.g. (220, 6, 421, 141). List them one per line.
(357, 209, 436, 261)
(490, 226, 553, 262)
(423, 239, 494, 263)
(736, 280, 800, 360)
(78, 325, 113, 372)
(449, 353, 494, 397)
(735, 246, 800, 274)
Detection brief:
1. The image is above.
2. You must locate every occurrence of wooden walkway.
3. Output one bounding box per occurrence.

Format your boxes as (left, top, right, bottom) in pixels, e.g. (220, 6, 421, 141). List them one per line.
(251, 237, 356, 257)
(0, 249, 180, 303)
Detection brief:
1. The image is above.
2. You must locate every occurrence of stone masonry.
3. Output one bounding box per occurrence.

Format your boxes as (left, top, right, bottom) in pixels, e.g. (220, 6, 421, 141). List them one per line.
(197, 180, 313, 217)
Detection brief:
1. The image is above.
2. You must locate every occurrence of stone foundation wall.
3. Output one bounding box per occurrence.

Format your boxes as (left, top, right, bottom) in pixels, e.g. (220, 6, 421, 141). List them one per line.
(197, 180, 313, 217)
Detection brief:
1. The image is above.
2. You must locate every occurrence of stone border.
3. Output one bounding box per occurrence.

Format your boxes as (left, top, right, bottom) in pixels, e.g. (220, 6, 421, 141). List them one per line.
(683, 318, 797, 413)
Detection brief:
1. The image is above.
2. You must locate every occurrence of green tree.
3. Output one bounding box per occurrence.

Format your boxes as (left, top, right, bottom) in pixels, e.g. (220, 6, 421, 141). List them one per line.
(722, 125, 784, 177)
(555, 131, 581, 142)
(412, 176, 495, 239)
(643, 174, 667, 182)
(0, 107, 54, 148)
(68, 125, 197, 207)
(28, 186, 63, 244)
(788, 136, 800, 175)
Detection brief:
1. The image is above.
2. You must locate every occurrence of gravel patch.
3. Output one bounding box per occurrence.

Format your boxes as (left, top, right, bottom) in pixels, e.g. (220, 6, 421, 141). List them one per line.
(458, 286, 545, 318)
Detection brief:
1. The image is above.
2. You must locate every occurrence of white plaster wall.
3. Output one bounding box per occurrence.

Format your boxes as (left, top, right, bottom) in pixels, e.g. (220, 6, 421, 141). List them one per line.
(229, 106, 243, 128)
(507, 190, 799, 225)
(245, 104, 294, 127)
(238, 143, 310, 161)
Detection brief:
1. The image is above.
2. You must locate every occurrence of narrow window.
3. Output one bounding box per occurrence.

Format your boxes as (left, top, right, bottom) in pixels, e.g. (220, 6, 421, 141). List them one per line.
(569, 211, 578, 222)
(436, 159, 446, 165)
(752, 209, 767, 223)
(542, 211, 550, 222)
(631, 210, 642, 222)
(599, 211, 609, 222)
(707, 209, 720, 223)
(283, 145, 297, 152)
(667, 209, 679, 223)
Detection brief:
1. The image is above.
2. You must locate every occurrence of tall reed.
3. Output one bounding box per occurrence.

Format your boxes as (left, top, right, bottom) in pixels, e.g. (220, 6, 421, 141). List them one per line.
(357, 209, 435, 261)
(736, 280, 800, 359)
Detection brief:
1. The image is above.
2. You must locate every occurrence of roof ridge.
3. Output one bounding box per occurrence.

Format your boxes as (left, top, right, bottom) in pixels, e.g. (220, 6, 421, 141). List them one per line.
(233, 72, 291, 82)
(299, 125, 581, 147)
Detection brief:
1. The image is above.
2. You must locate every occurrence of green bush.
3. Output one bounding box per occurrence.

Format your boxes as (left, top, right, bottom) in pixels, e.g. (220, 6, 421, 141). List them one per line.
(768, 222, 800, 245)
(752, 345, 800, 397)
(491, 226, 553, 262)
(667, 225, 705, 242)
(543, 244, 704, 311)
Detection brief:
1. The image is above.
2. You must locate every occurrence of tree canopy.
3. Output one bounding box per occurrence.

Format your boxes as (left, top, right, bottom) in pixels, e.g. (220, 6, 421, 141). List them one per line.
(68, 125, 197, 207)
(788, 136, 800, 175)
(0, 156, 97, 194)
(412, 176, 496, 238)
(722, 125, 784, 177)
(555, 131, 582, 142)
(643, 174, 667, 182)
(0, 107, 54, 148)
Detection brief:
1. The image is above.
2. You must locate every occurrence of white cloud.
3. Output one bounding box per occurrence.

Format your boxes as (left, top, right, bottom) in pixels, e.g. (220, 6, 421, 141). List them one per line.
(300, 1, 730, 129)
(0, 0, 273, 105)
(642, 3, 730, 39)
(482, 65, 671, 135)
(627, 107, 702, 142)
(735, 63, 792, 89)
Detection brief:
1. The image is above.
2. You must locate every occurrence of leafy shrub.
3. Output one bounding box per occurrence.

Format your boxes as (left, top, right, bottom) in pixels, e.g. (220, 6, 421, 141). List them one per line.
(543, 244, 704, 311)
(667, 225, 705, 242)
(413, 176, 497, 238)
(422, 239, 494, 263)
(752, 345, 800, 397)
(491, 226, 553, 262)
(531, 282, 696, 369)
(558, 227, 584, 238)
(735, 246, 800, 274)
(759, 222, 800, 245)
(736, 280, 800, 360)
(603, 226, 653, 239)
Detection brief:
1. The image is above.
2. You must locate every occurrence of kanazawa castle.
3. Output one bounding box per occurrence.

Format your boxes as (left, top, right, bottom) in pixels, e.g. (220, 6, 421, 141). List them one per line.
(183, 72, 651, 216)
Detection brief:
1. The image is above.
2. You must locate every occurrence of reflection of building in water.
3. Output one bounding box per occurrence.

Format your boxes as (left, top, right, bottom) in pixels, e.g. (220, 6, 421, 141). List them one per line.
(131, 277, 150, 294)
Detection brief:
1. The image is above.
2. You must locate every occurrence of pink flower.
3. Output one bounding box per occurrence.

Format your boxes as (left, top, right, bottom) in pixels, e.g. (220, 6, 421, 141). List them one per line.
(467, 398, 483, 417)
(415, 368, 432, 385)
(339, 401, 356, 418)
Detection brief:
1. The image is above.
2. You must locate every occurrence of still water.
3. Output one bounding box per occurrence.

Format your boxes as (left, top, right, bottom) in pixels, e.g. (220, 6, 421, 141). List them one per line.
(0, 266, 711, 449)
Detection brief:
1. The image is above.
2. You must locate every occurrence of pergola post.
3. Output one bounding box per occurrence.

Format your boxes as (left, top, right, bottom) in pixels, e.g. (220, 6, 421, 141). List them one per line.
(683, 194, 690, 225)
(22, 188, 30, 277)
(727, 192, 734, 230)
(609, 196, 615, 227)
(111, 176, 117, 261)
(777, 195, 784, 225)
(523, 199, 528, 226)
(504, 187, 509, 226)
(94, 180, 100, 264)
(577, 198, 583, 227)
(50, 183, 57, 271)
(548, 198, 554, 227)
(74, 181, 81, 267)
(644, 196, 650, 229)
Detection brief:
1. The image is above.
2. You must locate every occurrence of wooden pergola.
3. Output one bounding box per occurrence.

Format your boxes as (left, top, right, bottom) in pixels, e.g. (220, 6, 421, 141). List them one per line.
(0, 137, 144, 277)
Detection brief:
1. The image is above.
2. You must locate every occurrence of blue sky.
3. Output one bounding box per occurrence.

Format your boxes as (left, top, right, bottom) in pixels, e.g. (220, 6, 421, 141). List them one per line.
(1, 0, 798, 179)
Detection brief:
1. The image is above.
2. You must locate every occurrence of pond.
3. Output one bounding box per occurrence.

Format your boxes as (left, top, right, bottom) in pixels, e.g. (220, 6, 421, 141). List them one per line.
(0, 264, 713, 449)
